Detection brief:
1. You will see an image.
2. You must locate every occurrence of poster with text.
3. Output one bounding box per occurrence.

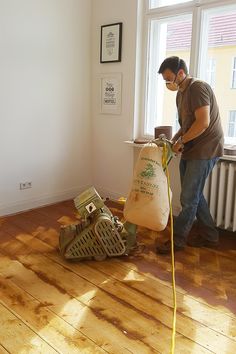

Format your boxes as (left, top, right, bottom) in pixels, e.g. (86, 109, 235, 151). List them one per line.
(100, 73, 122, 115)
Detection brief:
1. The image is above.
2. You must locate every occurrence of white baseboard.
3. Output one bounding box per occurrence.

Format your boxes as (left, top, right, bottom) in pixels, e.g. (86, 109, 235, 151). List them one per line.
(1, 183, 182, 219)
(0, 184, 91, 217)
(95, 186, 125, 201)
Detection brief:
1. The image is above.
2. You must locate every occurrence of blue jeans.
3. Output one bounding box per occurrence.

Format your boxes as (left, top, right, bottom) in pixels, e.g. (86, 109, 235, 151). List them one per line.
(174, 158, 219, 247)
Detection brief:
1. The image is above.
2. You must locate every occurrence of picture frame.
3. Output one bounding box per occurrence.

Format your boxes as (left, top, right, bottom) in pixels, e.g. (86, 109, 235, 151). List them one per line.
(100, 22, 122, 63)
(100, 73, 122, 115)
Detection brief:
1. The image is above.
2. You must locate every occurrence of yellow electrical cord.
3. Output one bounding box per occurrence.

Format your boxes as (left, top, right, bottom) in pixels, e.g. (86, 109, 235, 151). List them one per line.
(163, 143, 177, 354)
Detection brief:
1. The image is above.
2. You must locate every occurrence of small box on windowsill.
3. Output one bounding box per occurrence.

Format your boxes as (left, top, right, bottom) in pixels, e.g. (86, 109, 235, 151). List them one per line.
(154, 126, 172, 140)
(133, 138, 150, 144)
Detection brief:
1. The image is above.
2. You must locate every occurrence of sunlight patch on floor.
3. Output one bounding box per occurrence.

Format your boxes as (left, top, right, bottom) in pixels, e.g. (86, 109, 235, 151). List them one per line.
(122, 269, 145, 282)
(76, 289, 97, 303)
(58, 215, 80, 226)
(58, 298, 90, 328)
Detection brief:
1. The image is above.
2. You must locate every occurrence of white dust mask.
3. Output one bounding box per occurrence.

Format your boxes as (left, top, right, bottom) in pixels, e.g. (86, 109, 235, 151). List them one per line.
(166, 75, 187, 91)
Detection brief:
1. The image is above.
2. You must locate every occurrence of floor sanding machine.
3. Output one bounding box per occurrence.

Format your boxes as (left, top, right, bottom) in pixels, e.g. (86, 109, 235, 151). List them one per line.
(59, 135, 174, 261)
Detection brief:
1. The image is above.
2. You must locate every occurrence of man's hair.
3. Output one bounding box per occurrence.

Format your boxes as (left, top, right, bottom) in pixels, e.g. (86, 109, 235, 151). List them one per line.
(158, 56, 188, 75)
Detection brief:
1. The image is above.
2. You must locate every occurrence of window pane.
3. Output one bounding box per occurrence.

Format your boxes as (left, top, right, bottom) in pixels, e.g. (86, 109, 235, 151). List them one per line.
(199, 8, 236, 143)
(206, 58, 216, 88)
(232, 57, 236, 88)
(145, 15, 192, 136)
(228, 111, 236, 137)
(149, 0, 190, 9)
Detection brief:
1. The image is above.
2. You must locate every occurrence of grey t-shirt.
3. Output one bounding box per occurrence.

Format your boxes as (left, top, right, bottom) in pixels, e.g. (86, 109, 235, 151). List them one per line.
(176, 78, 224, 159)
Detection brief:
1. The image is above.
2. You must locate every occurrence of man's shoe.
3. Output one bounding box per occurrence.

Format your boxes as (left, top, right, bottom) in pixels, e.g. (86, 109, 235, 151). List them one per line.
(156, 240, 184, 255)
(187, 235, 219, 248)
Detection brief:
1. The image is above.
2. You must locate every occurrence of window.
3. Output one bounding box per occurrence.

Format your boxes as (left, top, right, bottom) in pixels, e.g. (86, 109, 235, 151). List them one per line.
(145, 14, 192, 136)
(232, 57, 236, 89)
(175, 112, 180, 132)
(149, 0, 191, 9)
(141, 1, 236, 144)
(228, 111, 236, 137)
(206, 58, 216, 88)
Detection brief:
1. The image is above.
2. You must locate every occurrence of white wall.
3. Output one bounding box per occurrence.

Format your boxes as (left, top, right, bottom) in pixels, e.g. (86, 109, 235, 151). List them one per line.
(91, 0, 139, 199)
(0, 0, 92, 215)
(0, 0, 181, 216)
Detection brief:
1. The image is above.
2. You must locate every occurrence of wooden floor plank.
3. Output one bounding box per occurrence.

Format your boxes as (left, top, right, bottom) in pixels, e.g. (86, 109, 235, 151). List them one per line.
(0, 345, 10, 353)
(25, 208, 236, 314)
(0, 251, 158, 354)
(111, 255, 236, 314)
(0, 302, 58, 354)
(0, 241, 209, 354)
(0, 256, 155, 354)
(14, 230, 236, 345)
(1, 200, 236, 354)
(89, 259, 236, 333)
(48, 254, 236, 354)
(0, 238, 214, 353)
(0, 276, 106, 354)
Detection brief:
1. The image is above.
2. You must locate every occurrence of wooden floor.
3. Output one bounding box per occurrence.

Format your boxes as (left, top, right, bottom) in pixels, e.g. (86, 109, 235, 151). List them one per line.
(0, 200, 236, 354)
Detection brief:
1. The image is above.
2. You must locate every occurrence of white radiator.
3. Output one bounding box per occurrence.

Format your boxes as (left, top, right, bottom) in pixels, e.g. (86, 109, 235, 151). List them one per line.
(204, 159, 236, 231)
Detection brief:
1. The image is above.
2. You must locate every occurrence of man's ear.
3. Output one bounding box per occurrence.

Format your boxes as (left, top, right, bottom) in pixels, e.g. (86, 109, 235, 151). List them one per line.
(178, 69, 185, 76)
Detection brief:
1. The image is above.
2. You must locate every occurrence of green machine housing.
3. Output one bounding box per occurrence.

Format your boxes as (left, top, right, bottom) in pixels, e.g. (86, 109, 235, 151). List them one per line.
(59, 187, 137, 261)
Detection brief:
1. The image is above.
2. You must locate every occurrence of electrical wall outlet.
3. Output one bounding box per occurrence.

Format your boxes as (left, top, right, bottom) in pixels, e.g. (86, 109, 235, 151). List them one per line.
(20, 182, 32, 190)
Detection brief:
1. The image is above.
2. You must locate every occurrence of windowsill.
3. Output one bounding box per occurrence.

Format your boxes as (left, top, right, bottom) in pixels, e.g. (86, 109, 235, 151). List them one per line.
(124, 140, 236, 161)
(124, 140, 150, 148)
(220, 155, 236, 162)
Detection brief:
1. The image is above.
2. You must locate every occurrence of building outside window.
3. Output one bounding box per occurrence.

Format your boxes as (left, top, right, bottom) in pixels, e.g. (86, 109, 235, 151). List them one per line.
(232, 57, 236, 89)
(175, 112, 180, 133)
(206, 58, 216, 88)
(141, 0, 236, 145)
(228, 111, 236, 137)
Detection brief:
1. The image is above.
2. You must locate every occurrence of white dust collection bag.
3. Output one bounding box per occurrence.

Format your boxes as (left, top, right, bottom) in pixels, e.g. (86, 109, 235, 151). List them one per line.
(124, 143, 171, 231)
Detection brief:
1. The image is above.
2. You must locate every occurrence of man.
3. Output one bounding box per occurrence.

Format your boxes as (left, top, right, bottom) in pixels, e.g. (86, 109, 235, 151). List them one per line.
(156, 56, 224, 254)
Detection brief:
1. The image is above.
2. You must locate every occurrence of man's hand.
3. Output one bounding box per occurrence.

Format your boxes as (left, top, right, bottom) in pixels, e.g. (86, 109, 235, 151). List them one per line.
(172, 139, 184, 154)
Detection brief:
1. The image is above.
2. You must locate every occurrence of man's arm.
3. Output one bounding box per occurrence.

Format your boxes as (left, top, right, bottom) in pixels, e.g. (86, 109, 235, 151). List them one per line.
(182, 105, 210, 143)
(171, 128, 182, 143)
(172, 105, 210, 154)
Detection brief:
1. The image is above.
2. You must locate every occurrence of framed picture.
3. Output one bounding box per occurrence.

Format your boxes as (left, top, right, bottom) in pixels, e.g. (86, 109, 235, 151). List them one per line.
(100, 73, 122, 115)
(100, 22, 122, 63)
